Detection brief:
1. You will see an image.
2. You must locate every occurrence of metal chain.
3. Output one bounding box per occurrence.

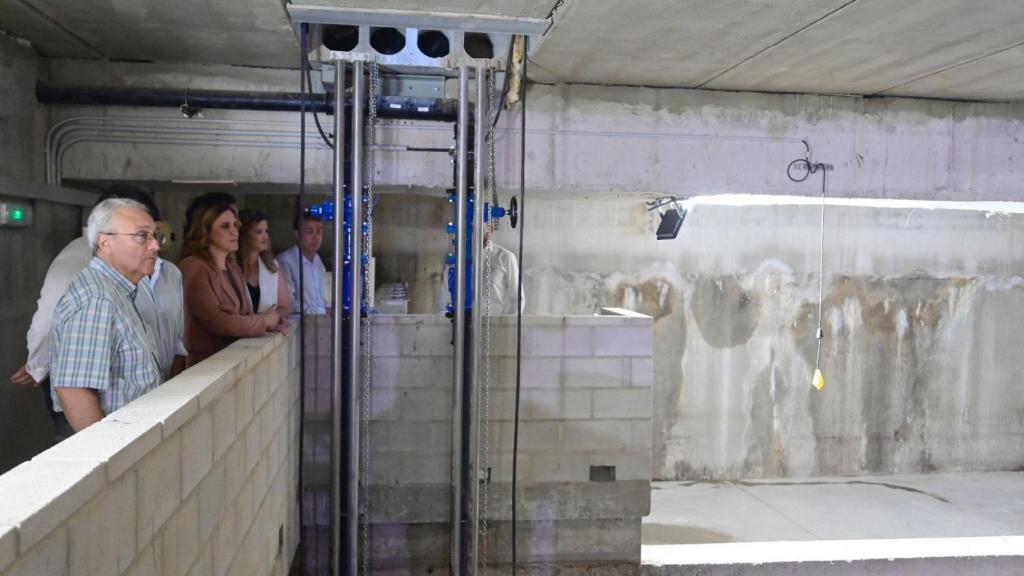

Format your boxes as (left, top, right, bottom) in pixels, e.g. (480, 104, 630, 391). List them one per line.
(360, 59, 379, 576)
(478, 68, 498, 574)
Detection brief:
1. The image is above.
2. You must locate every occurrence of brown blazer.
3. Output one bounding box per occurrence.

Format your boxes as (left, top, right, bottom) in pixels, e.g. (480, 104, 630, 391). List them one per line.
(180, 255, 266, 367)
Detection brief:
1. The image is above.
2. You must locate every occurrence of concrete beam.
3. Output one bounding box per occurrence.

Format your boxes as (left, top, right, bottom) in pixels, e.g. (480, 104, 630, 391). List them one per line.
(0, 176, 97, 206)
(55, 81, 1024, 202)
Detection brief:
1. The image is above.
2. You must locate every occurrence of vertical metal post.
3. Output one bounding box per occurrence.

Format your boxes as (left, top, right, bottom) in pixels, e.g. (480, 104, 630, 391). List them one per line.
(468, 64, 488, 576)
(331, 61, 346, 576)
(349, 60, 366, 576)
(451, 65, 471, 576)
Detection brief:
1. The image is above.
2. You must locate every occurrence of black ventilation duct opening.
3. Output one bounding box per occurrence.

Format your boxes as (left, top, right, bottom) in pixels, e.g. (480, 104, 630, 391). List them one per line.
(322, 25, 359, 52)
(464, 33, 494, 59)
(417, 30, 450, 58)
(370, 27, 405, 55)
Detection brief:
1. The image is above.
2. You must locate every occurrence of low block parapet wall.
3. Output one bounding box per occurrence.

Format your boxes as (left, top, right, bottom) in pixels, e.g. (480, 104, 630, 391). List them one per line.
(0, 330, 301, 576)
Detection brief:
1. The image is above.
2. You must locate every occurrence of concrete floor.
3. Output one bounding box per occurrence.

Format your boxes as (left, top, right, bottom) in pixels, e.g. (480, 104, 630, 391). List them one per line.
(641, 472, 1024, 575)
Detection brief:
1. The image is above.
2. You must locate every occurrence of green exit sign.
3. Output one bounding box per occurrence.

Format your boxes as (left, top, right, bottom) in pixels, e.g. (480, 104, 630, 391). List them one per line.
(1, 202, 31, 227)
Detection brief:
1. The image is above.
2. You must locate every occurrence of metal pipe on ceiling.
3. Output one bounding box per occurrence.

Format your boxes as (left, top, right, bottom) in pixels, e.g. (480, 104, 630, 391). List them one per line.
(36, 85, 460, 120)
(38, 86, 333, 112)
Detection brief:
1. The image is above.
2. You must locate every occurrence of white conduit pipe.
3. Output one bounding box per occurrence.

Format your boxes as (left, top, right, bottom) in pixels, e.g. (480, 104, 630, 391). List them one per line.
(48, 115, 807, 184)
(47, 115, 325, 184)
(54, 135, 331, 185)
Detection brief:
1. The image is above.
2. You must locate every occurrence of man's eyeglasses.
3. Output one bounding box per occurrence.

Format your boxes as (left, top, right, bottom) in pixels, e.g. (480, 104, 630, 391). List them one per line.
(100, 230, 167, 247)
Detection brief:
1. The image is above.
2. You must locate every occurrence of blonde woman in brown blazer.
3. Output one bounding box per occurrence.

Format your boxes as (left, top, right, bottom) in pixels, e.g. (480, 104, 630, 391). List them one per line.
(179, 204, 280, 366)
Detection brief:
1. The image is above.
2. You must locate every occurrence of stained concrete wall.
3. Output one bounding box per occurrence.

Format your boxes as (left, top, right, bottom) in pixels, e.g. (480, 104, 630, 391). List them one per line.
(0, 33, 77, 474)
(517, 198, 1024, 480)
(359, 193, 1024, 481)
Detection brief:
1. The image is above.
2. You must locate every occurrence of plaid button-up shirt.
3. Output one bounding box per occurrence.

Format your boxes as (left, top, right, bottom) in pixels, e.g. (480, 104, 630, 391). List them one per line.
(50, 257, 162, 415)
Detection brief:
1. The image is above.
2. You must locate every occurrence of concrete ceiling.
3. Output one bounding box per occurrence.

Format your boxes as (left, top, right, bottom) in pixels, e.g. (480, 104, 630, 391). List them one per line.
(2, 0, 1024, 100)
(0, 0, 299, 67)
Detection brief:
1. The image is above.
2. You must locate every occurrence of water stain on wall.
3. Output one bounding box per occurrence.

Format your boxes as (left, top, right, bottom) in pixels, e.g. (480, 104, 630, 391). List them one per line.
(608, 277, 675, 321)
(607, 274, 685, 479)
(691, 276, 760, 348)
(743, 353, 789, 477)
(799, 274, 975, 476)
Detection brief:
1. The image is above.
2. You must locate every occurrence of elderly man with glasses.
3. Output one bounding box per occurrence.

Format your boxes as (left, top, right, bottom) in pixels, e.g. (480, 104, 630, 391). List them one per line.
(47, 198, 166, 432)
(10, 185, 185, 438)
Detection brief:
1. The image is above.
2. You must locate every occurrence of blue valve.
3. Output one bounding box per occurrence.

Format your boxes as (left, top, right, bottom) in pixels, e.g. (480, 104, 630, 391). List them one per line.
(484, 203, 507, 223)
(307, 201, 334, 221)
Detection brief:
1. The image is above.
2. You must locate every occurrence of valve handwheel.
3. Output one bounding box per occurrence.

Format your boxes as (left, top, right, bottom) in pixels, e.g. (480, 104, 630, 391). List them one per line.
(508, 196, 518, 229)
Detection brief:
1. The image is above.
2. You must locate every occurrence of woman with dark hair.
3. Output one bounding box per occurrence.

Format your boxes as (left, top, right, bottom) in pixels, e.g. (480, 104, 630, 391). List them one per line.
(179, 204, 280, 366)
(238, 209, 291, 319)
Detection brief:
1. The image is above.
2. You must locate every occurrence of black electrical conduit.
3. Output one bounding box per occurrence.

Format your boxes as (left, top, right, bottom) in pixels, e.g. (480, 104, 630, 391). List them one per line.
(36, 85, 461, 122)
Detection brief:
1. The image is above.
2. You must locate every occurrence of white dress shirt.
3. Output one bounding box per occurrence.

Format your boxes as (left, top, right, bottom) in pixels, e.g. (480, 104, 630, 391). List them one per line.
(484, 241, 525, 316)
(254, 257, 281, 313)
(136, 258, 187, 379)
(25, 235, 92, 382)
(276, 246, 328, 315)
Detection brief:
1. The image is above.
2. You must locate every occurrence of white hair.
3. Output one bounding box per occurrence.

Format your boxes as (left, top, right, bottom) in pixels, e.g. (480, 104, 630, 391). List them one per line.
(86, 198, 150, 252)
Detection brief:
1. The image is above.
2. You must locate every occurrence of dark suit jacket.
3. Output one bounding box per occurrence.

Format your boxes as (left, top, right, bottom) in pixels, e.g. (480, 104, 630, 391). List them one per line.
(180, 255, 265, 366)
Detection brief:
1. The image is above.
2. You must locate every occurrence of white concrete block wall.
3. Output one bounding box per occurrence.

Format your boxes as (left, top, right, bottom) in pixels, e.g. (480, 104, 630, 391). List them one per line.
(364, 310, 654, 487)
(295, 311, 653, 569)
(0, 330, 301, 576)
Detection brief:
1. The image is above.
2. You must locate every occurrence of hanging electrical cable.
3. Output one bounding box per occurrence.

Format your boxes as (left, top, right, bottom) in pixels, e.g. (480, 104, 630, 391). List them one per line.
(510, 34, 528, 576)
(305, 64, 335, 149)
(786, 141, 832, 391)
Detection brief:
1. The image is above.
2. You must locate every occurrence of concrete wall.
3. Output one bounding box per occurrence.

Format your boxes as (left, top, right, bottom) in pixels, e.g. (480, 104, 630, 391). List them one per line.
(24, 57, 1024, 484)
(301, 191, 1024, 482)
(0, 330, 301, 576)
(47, 65, 1024, 202)
(301, 311, 654, 573)
(0, 33, 78, 474)
(507, 197, 1024, 480)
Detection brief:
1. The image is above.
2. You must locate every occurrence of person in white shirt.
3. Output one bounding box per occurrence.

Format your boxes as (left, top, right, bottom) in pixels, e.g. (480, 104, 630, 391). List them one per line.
(483, 229, 524, 316)
(10, 185, 185, 437)
(277, 213, 328, 315)
(138, 257, 187, 379)
(13, 234, 92, 390)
